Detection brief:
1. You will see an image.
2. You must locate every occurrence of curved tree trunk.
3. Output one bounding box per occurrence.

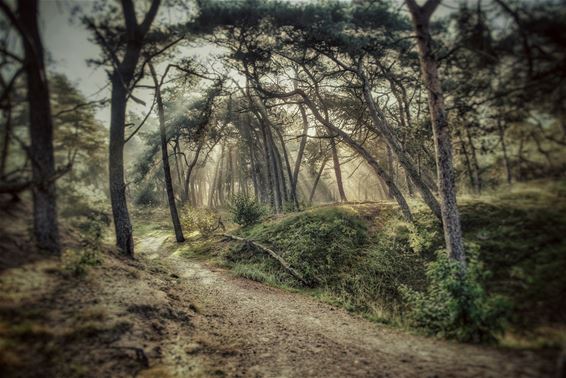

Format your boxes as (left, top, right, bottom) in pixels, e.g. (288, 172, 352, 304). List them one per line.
(309, 157, 328, 204)
(149, 63, 184, 242)
(330, 137, 348, 202)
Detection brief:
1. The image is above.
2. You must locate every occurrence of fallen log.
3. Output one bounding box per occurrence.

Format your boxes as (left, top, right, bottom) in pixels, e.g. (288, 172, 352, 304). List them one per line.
(220, 233, 310, 286)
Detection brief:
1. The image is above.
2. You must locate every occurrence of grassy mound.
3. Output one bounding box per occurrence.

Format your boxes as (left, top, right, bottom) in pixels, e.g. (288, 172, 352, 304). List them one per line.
(234, 207, 368, 287)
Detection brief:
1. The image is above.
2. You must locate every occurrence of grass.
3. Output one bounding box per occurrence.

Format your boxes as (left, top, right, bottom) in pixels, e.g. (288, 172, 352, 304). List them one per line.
(182, 181, 566, 347)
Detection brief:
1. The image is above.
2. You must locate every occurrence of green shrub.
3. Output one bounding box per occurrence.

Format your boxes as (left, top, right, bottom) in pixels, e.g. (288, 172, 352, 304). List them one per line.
(229, 194, 266, 227)
(134, 183, 160, 207)
(62, 248, 101, 277)
(401, 247, 510, 343)
(182, 208, 219, 236)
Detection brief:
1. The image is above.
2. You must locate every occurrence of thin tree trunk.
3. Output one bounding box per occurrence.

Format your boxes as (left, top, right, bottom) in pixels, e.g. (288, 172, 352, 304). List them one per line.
(292, 104, 309, 207)
(456, 129, 475, 191)
(183, 141, 203, 203)
(208, 152, 221, 208)
(309, 157, 328, 204)
(386, 144, 394, 199)
(498, 119, 512, 185)
(465, 126, 482, 194)
(274, 125, 297, 208)
(149, 63, 184, 242)
(0, 99, 11, 178)
(19, 0, 60, 253)
(330, 137, 347, 202)
(407, 0, 466, 266)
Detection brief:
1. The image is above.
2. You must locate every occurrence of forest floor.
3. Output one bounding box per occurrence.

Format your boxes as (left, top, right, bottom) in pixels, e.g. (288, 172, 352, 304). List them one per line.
(0, 201, 560, 377)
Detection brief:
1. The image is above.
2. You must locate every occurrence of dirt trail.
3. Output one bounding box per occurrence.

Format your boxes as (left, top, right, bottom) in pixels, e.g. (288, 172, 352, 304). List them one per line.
(137, 234, 555, 378)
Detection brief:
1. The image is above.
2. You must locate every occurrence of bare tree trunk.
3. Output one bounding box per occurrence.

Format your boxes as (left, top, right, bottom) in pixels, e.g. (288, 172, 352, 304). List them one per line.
(309, 157, 328, 204)
(0, 98, 11, 178)
(149, 63, 184, 242)
(407, 0, 466, 266)
(108, 0, 160, 256)
(208, 152, 221, 208)
(183, 142, 203, 203)
(386, 144, 394, 199)
(498, 119, 512, 185)
(330, 137, 347, 202)
(274, 125, 297, 209)
(465, 126, 482, 194)
(456, 129, 475, 192)
(292, 104, 309, 206)
(18, 0, 60, 253)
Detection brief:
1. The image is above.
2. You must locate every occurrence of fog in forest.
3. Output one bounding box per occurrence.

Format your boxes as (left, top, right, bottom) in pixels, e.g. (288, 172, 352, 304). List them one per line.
(1, 1, 565, 377)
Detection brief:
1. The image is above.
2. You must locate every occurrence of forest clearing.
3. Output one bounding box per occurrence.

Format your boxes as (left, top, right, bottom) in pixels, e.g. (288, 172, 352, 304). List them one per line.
(1, 0, 565, 377)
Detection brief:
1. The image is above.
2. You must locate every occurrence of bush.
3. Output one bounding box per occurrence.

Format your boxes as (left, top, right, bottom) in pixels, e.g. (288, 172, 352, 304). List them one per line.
(182, 208, 219, 236)
(401, 247, 510, 343)
(134, 183, 160, 207)
(229, 194, 265, 227)
(62, 248, 101, 277)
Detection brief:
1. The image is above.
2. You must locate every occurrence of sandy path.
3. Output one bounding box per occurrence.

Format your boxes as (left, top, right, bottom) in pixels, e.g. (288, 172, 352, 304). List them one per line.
(138, 234, 555, 378)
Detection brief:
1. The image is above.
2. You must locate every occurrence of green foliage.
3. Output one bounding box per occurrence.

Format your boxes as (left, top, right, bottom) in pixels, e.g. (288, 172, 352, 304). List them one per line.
(62, 248, 102, 277)
(229, 194, 266, 227)
(401, 248, 510, 344)
(182, 208, 219, 236)
(134, 183, 160, 207)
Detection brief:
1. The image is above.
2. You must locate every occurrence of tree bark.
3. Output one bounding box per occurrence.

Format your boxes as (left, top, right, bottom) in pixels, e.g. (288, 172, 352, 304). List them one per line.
(330, 137, 347, 202)
(309, 157, 328, 204)
(17, 0, 60, 253)
(292, 104, 309, 206)
(406, 0, 466, 266)
(108, 0, 160, 256)
(465, 126, 482, 194)
(498, 119, 512, 185)
(149, 63, 184, 242)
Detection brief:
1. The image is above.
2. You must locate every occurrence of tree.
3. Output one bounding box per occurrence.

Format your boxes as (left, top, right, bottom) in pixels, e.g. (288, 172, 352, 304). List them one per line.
(149, 62, 184, 242)
(104, 0, 160, 256)
(406, 0, 466, 266)
(0, 0, 60, 253)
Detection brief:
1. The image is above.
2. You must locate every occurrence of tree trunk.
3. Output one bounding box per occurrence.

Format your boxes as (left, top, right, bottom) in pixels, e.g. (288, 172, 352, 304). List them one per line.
(149, 63, 184, 242)
(386, 144, 394, 199)
(498, 119, 512, 185)
(407, 0, 466, 266)
(292, 104, 309, 207)
(309, 157, 328, 204)
(456, 129, 475, 192)
(0, 98, 11, 178)
(107, 0, 160, 256)
(465, 126, 482, 194)
(330, 137, 347, 202)
(19, 0, 60, 253)
(183, 142, 203, 203)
